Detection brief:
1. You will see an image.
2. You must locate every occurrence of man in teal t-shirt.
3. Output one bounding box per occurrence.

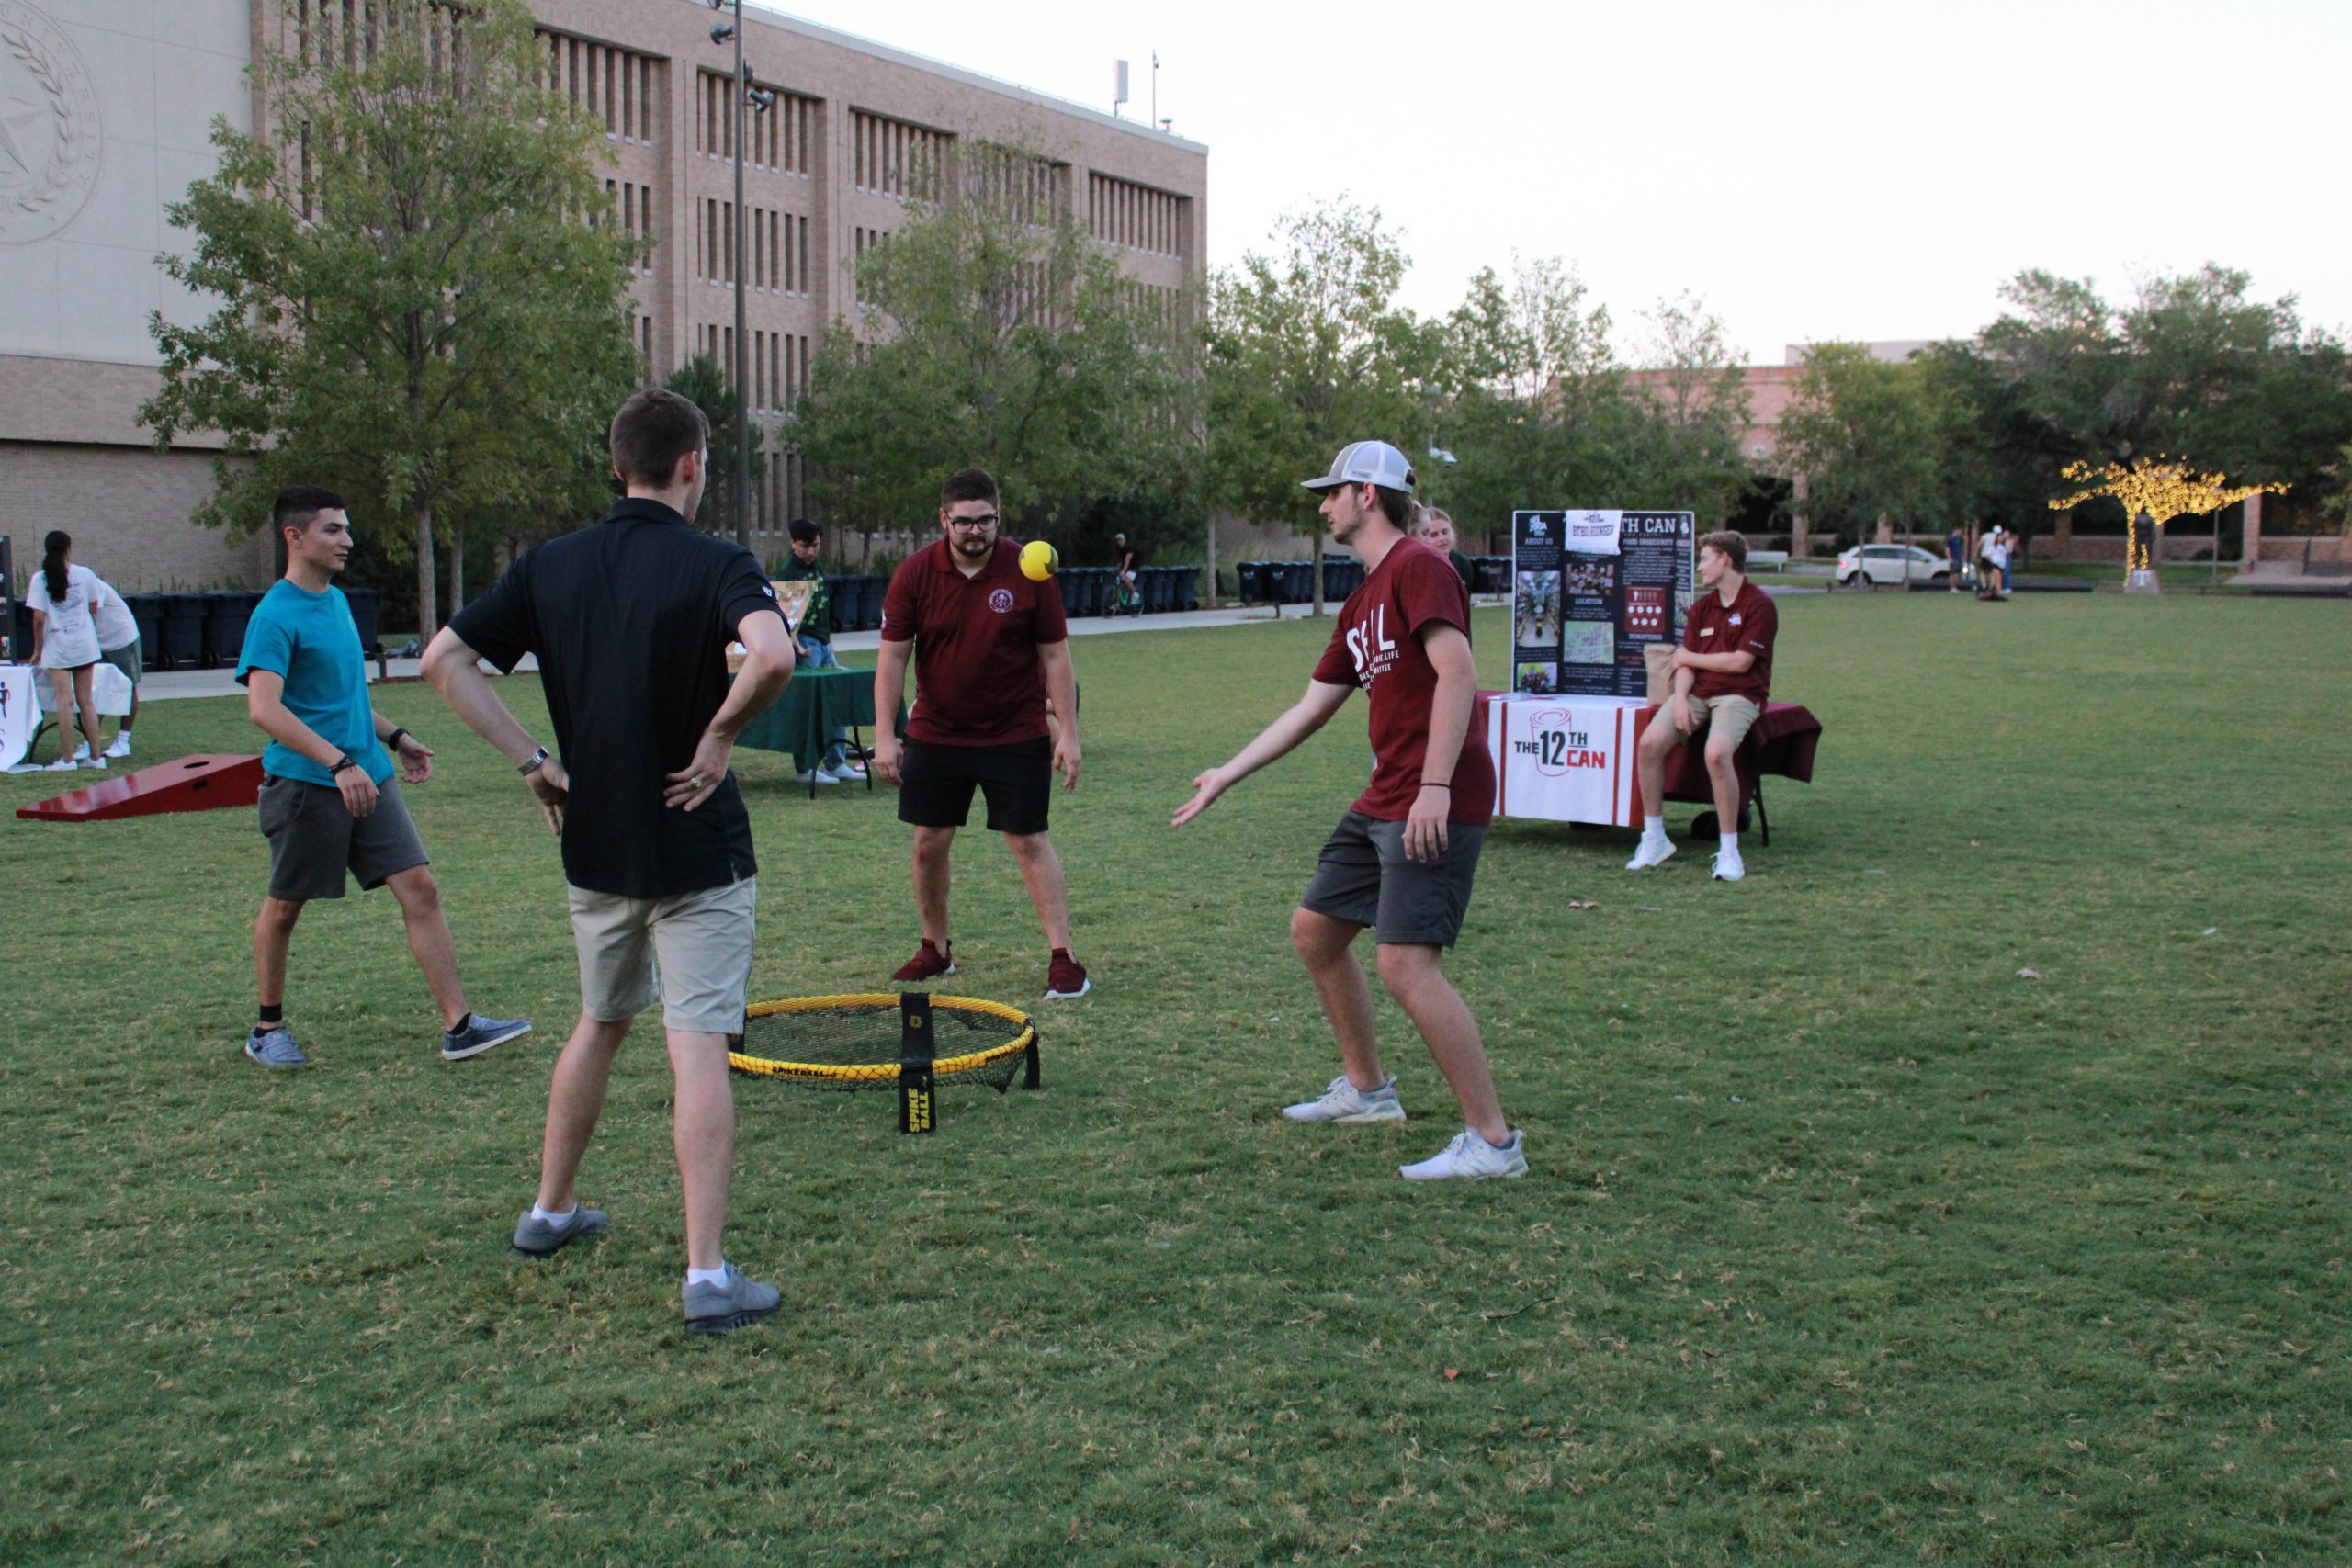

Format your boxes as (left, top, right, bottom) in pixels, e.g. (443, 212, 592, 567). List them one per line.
(232, 485, 528, 1070)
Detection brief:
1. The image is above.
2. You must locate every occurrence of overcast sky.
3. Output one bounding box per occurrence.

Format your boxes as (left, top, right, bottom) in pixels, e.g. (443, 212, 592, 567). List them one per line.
(751, 0, 2348, 367)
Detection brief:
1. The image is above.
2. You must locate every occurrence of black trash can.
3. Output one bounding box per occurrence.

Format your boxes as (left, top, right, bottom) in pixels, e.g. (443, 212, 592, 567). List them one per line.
(1272, 561, 1306, 604)
(1235, 561, 1262, 604)
(1476, 557, 1511, 595)
(1135, 565, 1166, 615)
(203, 590, 264, 669)
(854, 575, 886, 630)
(10, 599, 30, 663)
(125, 592, 164, 668)
(827, 576, 859, 632)
(341, 585, 382, 658)
(1172, 565, 1200, 613)
(157, 593, 208, 670)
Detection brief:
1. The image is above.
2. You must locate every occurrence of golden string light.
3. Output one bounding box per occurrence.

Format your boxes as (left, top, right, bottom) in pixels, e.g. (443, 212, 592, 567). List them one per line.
(2049, 459, 2288, 573)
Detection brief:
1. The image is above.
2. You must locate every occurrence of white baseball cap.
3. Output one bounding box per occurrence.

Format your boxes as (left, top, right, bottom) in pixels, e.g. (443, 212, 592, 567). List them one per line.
(1300, 440, 1417, 493)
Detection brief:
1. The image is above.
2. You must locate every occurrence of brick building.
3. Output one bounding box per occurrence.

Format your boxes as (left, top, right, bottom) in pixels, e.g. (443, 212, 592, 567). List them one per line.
(0, 0, 1207, 592)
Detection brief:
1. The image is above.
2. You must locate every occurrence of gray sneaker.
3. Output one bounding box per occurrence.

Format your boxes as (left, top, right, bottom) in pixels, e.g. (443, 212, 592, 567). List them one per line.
(244, 1025, 307, 1068)
(510, 1205, 611, 1258)
(683, 1267, 783, 1335)
(443, 1012, 532, 1062)
(1282, 1073, 1407, 1123)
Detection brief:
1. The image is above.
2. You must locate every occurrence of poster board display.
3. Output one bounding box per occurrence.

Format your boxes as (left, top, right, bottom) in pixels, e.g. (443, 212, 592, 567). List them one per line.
(727, 581, 812, 672)
(1510, 511, 1694, 696)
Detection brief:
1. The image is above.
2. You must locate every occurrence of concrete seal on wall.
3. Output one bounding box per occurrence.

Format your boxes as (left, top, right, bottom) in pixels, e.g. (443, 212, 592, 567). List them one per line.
(0, 2, 102, 243)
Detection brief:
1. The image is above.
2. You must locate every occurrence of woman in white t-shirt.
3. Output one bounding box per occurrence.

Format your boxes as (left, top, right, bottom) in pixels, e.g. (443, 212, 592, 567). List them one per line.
(25, 530, 107, 769)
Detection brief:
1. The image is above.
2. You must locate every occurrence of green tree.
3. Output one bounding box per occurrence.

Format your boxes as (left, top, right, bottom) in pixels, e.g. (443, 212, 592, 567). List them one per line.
(1777, 343, 1969, 547)
(1428, 255, 1623, 546)
(141, 0, 642, 631)
(664, 353, 763, 539)
(1623, 291, 1754, 524)
(1203, 197, 1432, 608)
(795, 142, 1196, 565)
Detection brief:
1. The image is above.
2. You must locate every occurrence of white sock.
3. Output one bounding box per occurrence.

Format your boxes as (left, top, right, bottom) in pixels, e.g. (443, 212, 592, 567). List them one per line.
(530, 1203, 575, 1225)
(1721, 831, 1740, 852)
(1643, 815, 1666, 841)
(685, 1263, 731, 1290)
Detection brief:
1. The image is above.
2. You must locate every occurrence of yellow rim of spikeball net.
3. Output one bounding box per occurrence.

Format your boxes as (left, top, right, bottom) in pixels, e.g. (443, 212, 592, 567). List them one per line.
(728, 992, 1036, 1083)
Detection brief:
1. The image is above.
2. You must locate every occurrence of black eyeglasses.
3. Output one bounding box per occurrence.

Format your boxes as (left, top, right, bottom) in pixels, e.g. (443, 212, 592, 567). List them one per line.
(946, 513, 1000, 530)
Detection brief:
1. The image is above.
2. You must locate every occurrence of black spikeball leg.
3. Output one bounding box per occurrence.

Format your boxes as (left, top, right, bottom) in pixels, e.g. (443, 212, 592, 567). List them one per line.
(899, 992, 936, 1134)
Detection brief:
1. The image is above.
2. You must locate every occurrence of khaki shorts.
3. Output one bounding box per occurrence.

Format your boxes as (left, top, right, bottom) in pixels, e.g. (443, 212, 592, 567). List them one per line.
(567, 877, 757, 1035)
(1664, 694, 1761, 750)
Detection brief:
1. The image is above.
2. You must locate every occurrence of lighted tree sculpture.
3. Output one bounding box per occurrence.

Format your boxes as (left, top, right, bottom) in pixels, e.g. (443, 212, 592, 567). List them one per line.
(2049, 459, 2287, 594)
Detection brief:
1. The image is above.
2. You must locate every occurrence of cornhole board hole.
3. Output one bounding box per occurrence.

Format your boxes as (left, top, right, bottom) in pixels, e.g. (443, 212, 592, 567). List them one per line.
(17, 754, 265, 822)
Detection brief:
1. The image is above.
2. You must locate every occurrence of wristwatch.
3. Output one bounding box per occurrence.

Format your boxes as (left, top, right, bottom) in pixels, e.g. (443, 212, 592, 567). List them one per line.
(519, 746, 550, 776)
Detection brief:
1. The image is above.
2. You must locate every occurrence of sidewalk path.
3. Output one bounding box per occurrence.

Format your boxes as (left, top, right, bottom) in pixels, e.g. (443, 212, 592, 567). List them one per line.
(126, 599, 1474, 703)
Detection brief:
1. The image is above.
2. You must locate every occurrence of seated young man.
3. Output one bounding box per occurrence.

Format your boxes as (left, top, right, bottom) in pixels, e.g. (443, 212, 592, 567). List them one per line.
(1627, 530, 1777, 883)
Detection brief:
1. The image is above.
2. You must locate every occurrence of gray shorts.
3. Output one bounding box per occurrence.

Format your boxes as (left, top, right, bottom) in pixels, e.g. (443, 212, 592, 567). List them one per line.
(567, 877, 758, 1035)
(1299, 811, 1485, 948)
(101, 640, 141, 684)
(257, 773, 430, 902)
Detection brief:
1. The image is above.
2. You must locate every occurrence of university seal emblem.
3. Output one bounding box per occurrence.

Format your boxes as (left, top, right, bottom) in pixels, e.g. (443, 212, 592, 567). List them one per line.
(0, 3, 101, 244)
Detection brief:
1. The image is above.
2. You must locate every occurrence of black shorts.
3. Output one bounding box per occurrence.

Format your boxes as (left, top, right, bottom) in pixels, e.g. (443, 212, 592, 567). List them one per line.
(897, 737, 1052, 836)
(1299, 810, 1484, 947)
(258, 773, 430, 902)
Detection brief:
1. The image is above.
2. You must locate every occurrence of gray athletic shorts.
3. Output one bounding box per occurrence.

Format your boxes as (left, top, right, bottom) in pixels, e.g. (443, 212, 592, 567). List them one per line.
(1299, 810, 1485, 948)
(257, 773, 430, 902)
(100, 639, 141, 684)
(567, 876, 758, 1035)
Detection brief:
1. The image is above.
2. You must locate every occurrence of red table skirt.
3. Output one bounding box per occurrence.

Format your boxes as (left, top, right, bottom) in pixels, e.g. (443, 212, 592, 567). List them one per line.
(1472, 692, 1821, 818)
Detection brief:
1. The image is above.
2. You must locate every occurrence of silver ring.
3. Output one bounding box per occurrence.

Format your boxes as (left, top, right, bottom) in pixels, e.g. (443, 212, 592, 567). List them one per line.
(689, 775, 705, 789)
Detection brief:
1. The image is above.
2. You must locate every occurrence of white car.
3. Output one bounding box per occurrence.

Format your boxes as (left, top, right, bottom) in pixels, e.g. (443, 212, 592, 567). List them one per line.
(1836, 543, 1950, 587)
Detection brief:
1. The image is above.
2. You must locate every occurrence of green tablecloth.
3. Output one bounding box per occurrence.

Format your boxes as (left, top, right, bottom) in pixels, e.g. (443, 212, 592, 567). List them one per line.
(736, 666, 876, 764)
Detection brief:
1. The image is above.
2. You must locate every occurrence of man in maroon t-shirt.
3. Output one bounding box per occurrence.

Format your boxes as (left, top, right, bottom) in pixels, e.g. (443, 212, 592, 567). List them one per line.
(874, 467, 1089, 999)
(1628, 529, 1778, 883)
(1174, 440, 1524, 1182)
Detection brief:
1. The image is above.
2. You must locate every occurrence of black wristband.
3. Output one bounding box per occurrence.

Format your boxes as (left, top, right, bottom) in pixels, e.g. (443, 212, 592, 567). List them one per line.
(385, 726, 411, 751)
(330, 755, 358, 775)
(1419, 781, 1451, 789)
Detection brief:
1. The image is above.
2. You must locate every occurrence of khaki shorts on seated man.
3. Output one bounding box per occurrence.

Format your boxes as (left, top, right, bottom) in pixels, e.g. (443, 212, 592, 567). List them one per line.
(1629, 530, 1778, 884)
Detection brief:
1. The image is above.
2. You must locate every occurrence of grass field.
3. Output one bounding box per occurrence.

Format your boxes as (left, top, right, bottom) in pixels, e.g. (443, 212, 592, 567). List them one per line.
(2, 592, 2346, 1566)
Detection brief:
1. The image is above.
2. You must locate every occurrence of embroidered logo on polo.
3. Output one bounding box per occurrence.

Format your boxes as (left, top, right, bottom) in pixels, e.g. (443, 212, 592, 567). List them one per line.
(988, 588, 1013, 614)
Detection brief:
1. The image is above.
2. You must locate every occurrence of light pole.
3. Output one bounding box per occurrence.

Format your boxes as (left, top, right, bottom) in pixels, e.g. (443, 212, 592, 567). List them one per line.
(708, 1, 774, 548)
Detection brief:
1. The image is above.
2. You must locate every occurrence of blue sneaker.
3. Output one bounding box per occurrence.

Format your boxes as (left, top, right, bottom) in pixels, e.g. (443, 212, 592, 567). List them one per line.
(443, 1012, 532, 1062)
(510, 1205, 611, 1258)
(244, 1025, 307, 1068)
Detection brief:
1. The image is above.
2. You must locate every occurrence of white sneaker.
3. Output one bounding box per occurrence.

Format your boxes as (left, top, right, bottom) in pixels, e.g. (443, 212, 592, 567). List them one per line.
(1711, 849, 1745, 882)
(793, 767, 842, 785)
(70, 743, 91, 763)
(45, 756, 82, 772)
(1282, 1074, 1407, 1123)
(104, 734, 131, 760)
(1625, 836, 1677, 872)
(1400, 1128, 1528, 1181)
(82, 756, 107, 771)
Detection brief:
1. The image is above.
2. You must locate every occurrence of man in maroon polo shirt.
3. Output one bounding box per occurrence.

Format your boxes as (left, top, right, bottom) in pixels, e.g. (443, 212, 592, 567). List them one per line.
(1628, 529, 1778, 883)
(873, 467, 1090, 999)
(1173, 440, 1525, 1182)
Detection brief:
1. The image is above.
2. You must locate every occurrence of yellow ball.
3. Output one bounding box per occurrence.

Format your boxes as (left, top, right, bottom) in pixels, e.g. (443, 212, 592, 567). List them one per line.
(1020, 539, 1059, 581)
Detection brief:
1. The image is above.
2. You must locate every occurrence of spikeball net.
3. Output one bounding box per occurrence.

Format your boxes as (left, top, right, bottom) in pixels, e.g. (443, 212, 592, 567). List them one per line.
(729, 992, 1040, 1133)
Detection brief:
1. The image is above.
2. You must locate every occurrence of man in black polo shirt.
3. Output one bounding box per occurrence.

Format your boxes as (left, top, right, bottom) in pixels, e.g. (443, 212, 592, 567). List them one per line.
(423, 389, 797, 1335)
(874, 467, 1089, 999)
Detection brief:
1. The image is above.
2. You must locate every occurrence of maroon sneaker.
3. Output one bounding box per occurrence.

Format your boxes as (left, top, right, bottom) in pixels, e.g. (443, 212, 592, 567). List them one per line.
(891, 938, 955, 982)
(1043, 949, 1090, 1000)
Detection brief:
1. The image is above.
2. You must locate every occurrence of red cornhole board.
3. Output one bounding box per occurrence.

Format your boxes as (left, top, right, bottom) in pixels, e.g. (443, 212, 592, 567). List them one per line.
(17, 754, 265, 822)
